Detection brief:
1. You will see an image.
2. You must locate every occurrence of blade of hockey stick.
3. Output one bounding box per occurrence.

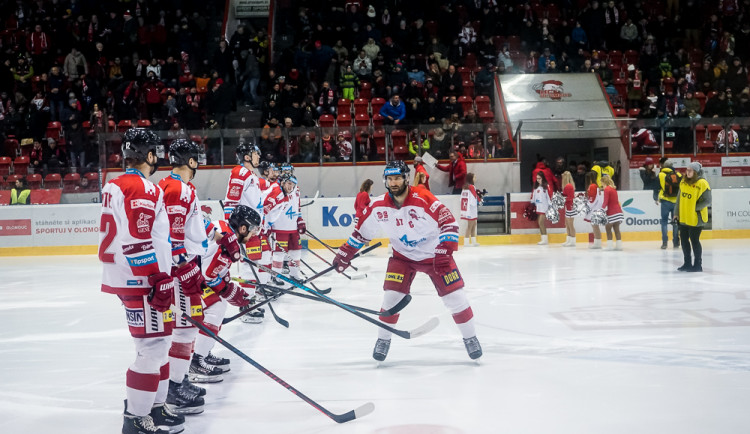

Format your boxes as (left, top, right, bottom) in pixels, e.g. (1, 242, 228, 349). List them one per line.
(300, 190, 319, 208)
(302, 242, 381, 283)
(182, 314, 374, 423)
(247, 264, 289, 328)
(222, 292, 281, 325)
(242, 256, 437, 339)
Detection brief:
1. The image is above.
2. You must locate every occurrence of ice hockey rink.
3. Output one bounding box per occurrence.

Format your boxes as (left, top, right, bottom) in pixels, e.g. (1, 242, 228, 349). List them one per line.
(3, 239, 750, 434)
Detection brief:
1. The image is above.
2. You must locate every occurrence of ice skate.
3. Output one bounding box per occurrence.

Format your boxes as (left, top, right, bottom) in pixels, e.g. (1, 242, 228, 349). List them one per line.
(166, 380, 204, 415)
(463, 336, 483, 360)
(204, 352, 230, 373)
(181, 375, 206, 397)
(151, 402, 186, 433)
(372, 338, 391, 362)
(240, 309, 264, 324)
(188, 354, 224, 383)
(123, 401, 169, 434)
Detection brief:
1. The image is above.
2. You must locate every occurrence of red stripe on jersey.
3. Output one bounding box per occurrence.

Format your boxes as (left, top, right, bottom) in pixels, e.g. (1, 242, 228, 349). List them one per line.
(126, 369, 159, 392)
(169, 341, 193, 360)
(452, 306, 474, 324)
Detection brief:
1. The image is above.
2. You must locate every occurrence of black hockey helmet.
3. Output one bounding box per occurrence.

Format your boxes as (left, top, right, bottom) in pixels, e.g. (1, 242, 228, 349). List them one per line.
(228, 205, 261, 235)
(278, 173, 298, 192)
(169, 138, 203, 166)
(383, 160, 410, 180)
(280, 163, 294, 175)
(258, 161, 278, 176)
(236, 141, 261, 165)
(122, 128, 160, 161)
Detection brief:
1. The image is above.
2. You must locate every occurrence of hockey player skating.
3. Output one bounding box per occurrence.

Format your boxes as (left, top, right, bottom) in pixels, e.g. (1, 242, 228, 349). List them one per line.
(99, 128, 184, 434)
(157, 139, 210, 415)
(223, 143, 265, 318)
(332, 161, 482, 361)
(191, 205, 261, 381)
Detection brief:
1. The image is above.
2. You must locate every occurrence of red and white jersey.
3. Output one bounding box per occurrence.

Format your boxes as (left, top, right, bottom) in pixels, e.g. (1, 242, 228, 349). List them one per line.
(224, 165, 263, 219)
(99, 169, 171, 296)
(532, 185, 552, 213)
(270, 186, 301, 231)
(460, 185, 478, 220)
(201, 220, 234, 289)
(262, 183, 293, 230)
(258, 177, 274, 192)
(158, 173, 208, 262)
(352, 187, 459, 262)
(602, 186, 623, 216)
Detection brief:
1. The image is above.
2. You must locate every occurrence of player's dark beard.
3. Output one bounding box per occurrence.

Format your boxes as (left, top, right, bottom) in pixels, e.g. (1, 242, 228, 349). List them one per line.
(388, 182, 407, 197)
(147, 161, 159, 176)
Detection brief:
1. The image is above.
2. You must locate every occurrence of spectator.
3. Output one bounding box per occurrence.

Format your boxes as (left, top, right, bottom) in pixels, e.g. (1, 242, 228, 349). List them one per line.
(316, 81, 336, 116)
(64, 47, 88, 81)
(386, 62, 408, 97)
(321, 133, 336, 162)
(532, 157, 558, 191)
(437, 150, 467, 194)
(29, 140, 44, 172)
(639, 157, 659, 194)
(354, 178, 373, 223)
(441, 65, 463, 97)
(10, 178, 31, 205)
(379, 94, 406, 125)
(657, 158, 681, 250)
(336, 133, 353, 162)
(298, 132, 317, 163)
(675, 162, 712, 272)
(44, 137, 68, 174)
(408, 130, 430, 157)
(413, 156, 430, 190)
(475, 64, 495, 97)
(353, 50, 372, 81)
(66, 120, 88, 171)
(340, 65, 359, 101)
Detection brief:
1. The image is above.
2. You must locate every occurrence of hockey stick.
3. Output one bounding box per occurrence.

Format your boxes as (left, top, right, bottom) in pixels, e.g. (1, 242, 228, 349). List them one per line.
(300, 190, 319, 208)
(302, 242, 381, 284)
(273, 241, 333, 294)
(248, 263, 289, 328)
(256, 280, 412, 317)
(304, 246, 367, 280)
(241, 256, 437, 339)
(181, 314, 374, 423)
(305, 230, 361, 272)
(222, 291, 282, 325)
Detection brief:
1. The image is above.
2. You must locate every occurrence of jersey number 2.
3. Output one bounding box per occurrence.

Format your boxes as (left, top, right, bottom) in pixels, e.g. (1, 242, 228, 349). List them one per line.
(98, 214, 116, 263)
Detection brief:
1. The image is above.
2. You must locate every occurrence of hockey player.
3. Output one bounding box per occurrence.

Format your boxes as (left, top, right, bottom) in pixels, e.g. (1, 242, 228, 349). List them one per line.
(190, 205, 261, 381)
(99, 128, 184, 434)
(247, 161, 280, 299)
(264, 173, 306, 283)
(157, 138, 210, 415)
(332, 161, 482, 361)
(224, 143, 265, 309)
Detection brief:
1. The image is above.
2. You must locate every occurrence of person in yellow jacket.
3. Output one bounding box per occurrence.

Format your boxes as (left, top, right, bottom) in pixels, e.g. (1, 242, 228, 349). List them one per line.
(656, 158, 681, 249)
(590, 161, 615, 187)
(674, 162, 711, 272)
(11, 178, 31, 205)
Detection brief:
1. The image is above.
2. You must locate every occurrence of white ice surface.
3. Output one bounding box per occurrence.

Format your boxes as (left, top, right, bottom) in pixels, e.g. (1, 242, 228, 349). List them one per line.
(2, 240, 750, 434)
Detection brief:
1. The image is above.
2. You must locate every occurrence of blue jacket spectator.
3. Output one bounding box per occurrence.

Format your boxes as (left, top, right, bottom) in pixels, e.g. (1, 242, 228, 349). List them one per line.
(379, 95, 406, 125)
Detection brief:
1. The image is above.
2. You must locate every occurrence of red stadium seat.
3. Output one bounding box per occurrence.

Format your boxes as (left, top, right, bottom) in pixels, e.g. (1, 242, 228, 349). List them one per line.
(359, 81, 372, 100)
(462, 81, 475, 98)
(371, 113, 384, 128)
(370, 98, 386, 116)
(628, 108, 641, 118)
(337, 98, 352, 116)
(457, 67, 472, 82)
(663, 141, 674, 151)
(44, 173, 62, 189)
(13, 156, 30, 177)
(458, 96, 474, 113)
(373, 128, 386, 157)
(391, 129, 409, 159)
(698, 140, 715, 153)
(336, 113, 352, 127)
(479, 110, 495, 124)
(354, 113, 370, 128)
(117, 120, 133, 132)
(63, 173, 81, 192)
(137, 119, 152, 127)
(474, 95, 491, 112)
(318, 114, 335, 128)
(84, 172, 100, 191)
(4, 138, 19, 157)
(353, 98, 369, 116)
(26, 173, 42, 189)
(463, 53, 477, 69)
(614, 108, 627, 117)
(0, 156, 10, 177)
(46, 122, 62, 140)
(706, 124, 723, 142)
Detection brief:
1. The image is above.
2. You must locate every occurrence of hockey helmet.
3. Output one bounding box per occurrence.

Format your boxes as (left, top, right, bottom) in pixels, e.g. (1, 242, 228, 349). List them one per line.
(258, 161, 278, 176)
(383, 160, 410, 194)
(169, 138, 203, 166)
(236, 141, 261, 165)
(280, 163, 294, 176)
(228, 205, 262, 236)
(278, 173, 298, 193)
(122, 128, 161, 161)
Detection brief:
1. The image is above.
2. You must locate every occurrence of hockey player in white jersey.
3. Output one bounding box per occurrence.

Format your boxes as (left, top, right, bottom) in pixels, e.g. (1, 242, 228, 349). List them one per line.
(99, 128, 183, 434)
(264, 172, 306, 283)
(190, 205, 261, 381)
(157, 138, 209, 416)
(333, 161, 482, 361)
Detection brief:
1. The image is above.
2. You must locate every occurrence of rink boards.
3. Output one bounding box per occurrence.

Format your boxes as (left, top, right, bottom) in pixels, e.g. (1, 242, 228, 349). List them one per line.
(0, 190, 749, 255)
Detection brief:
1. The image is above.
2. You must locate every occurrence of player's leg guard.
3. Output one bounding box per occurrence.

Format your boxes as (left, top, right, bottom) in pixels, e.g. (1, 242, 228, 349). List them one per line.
(288, 248, 302, 280)
(127, 337, 171, 417)
(155, 360, 170, 404)
(377, 290, 406, 341)
(191, 302, 227, 381)
(258, 250, 272, 285)
(440, 289, 476, 339)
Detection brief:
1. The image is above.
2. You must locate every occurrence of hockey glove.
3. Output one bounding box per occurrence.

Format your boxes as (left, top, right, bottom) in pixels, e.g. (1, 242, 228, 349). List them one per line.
(218, 231, 241, 263)
(297, 218, 307, 235)
(173, 260, 204, 296)
(221, 281, 251, 307)
(433, 242, 454, 274)
(147, 272, 175, 312)
(332, 242, 359, 273)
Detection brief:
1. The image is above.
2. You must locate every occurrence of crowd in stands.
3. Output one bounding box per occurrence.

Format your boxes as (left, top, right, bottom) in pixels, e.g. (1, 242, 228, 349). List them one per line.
(3, 0, 750, 190)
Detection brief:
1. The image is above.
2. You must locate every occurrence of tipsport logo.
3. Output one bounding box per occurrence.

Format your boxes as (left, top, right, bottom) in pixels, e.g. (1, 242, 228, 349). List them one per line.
(620, 198, 660, 226)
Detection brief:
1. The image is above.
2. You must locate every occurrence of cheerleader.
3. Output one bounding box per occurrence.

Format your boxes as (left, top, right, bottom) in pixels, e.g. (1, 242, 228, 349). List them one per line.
(584, 171, 604, 249)
(461, 173, 479, 247)
(532, 172, 553, 245)
(601, 176, 623, 250)
(354, 179, 374, 225)
(561, 171, 577, 247)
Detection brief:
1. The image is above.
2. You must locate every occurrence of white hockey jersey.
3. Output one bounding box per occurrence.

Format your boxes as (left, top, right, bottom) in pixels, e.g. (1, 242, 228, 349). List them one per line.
(351, 187, 459, 262)
(460, 185, 478, 220)
(201, 220, 234, 289)
(99, 169, 172, 296)
(269, 186, 301, 231)
(223, 165, 263, 220)
(158, 173, 208, 263)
